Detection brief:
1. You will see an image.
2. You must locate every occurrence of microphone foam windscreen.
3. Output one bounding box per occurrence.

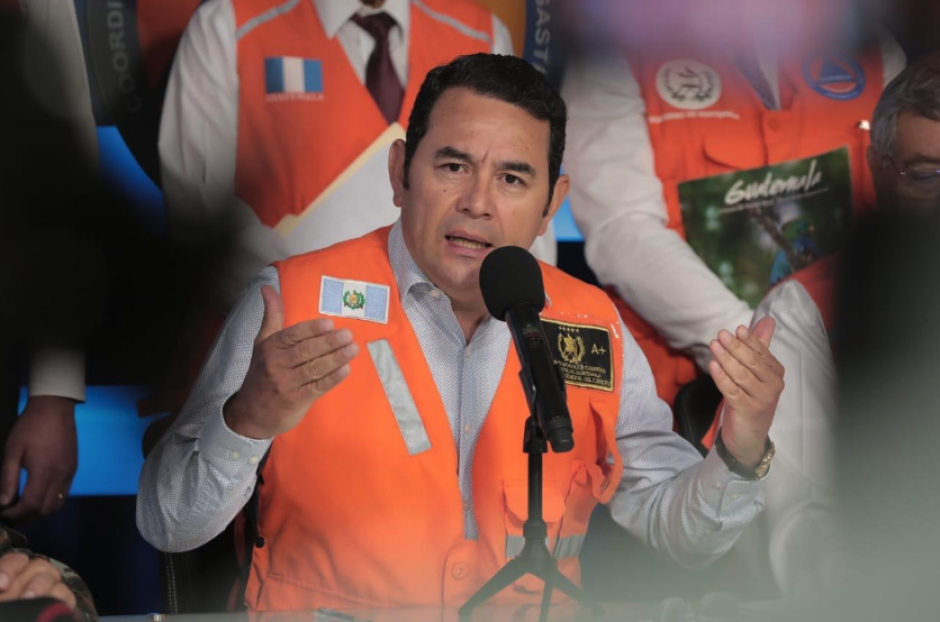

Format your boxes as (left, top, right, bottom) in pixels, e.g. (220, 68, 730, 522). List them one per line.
(479, 246, 545, 320)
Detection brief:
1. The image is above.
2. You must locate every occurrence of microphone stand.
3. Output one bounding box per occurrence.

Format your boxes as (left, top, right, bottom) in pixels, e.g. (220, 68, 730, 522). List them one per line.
(459, 379, 603, 622)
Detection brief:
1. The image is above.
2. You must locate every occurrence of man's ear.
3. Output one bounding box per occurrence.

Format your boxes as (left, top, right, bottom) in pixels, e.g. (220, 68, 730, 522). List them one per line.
(388, 139, 407, 208)
(539, 174, 570, 236)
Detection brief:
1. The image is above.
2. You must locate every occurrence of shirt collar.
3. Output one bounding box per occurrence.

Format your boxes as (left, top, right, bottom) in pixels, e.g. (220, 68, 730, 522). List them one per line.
(388, 219, 435, 304)
(313, 0, 412, 40)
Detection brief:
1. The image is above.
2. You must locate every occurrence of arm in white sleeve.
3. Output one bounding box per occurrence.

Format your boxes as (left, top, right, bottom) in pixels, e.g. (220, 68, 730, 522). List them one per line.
(722, 282, 837, 594)
(561, 56, 752, 370)
(750, 282, 835, 505)
(609, 317, 763, 569)
(28, 346, 85, 402)
(136, 267, 279, 553)
(159, 0, 289, 312)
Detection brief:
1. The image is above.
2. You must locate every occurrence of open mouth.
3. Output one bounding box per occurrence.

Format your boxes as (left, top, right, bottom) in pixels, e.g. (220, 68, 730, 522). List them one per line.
(445, 235, 492, 250)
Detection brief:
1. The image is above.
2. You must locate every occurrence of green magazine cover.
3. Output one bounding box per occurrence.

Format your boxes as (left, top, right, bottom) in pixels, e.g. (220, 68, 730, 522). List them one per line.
(679, 147, 853, 307)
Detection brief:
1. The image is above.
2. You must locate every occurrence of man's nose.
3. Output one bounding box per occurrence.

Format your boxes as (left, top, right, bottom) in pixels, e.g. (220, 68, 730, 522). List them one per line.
(456, 175, 494, 219)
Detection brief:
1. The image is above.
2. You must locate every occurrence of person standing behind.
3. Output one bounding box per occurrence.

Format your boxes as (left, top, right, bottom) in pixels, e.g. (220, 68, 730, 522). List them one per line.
(699, 51, 940, 597)
(562, 0, 905, 407)
(0, 0, 103, 522)
(160, 0, 556, 318)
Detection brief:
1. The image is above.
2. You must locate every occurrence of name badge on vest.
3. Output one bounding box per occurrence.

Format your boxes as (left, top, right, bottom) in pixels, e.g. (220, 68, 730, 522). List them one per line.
(319, 276, 390, 324)
(541, 319, 614, 392)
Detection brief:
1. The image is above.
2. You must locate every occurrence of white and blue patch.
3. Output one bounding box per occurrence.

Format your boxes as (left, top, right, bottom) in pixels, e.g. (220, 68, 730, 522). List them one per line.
(803, 53, 866, 101)
(264, 56, 324, 100)
(319, 276, 390, 324)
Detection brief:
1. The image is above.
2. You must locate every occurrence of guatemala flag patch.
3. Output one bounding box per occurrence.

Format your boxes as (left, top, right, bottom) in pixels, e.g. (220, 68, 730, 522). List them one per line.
(319, 276, 390, 324)
(265, 57, 324, 101)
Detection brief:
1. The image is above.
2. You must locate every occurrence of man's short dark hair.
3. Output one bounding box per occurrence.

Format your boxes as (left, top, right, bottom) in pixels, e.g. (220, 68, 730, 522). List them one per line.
(403, 53, 567, 202)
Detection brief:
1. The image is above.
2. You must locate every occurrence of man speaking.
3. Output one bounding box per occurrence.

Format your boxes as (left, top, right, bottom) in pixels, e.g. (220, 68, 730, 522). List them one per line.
(137, 53, 785, 612)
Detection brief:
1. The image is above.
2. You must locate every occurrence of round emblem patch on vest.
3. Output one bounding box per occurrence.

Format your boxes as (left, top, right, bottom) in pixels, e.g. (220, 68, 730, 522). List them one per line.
(803, 53, 866, 100)
(656, 60, 723, 110)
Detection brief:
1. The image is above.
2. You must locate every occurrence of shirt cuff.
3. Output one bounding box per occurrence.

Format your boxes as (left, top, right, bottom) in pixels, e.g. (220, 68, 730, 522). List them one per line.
(198, 400, 273, 477)
(697, 448, 765, 529)
(28, 346, 85, 402)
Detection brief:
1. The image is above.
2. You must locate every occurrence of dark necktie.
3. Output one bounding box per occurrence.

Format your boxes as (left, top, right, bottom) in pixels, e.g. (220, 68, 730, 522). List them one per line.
(351, 13, 404, 124)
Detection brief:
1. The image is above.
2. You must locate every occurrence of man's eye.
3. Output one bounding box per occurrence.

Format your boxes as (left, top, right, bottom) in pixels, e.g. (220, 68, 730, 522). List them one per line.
(444, 163, 463, 173)
(504, 174, 523, 185)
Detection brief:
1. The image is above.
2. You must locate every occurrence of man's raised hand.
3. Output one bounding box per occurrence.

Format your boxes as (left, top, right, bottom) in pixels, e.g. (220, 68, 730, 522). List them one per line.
(224, 285, 359, 439)
(709, 317, 785, 467)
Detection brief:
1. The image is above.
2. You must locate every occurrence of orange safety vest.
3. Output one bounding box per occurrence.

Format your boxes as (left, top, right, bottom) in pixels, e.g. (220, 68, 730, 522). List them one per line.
(614, 46, 883, 407)
(232, 0, 492, 229)
(700, 254, 840, 450)
(243, 227, 625, 611)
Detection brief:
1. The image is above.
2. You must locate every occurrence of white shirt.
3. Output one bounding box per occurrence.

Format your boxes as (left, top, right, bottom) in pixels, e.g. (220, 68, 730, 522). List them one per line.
(138, 220, 764, 569)
(158, 0, 556, 313)
(722, 280, 837, 596)
(561, 33, 906, 372)
(17, 0, 99, 402)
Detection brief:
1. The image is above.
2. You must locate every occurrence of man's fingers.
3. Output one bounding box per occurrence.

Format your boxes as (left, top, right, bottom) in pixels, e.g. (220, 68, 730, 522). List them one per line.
(720, 328, 781, 384)
(751, 316, 777, 348)
(0, 553, 29, 591)
(300, 343, 359, 384)
(736, 325, 785, 379)
(275, 318, 337, 351)
(1, 468, 50, 522)
(255, 285, 285, 345)
(0, 441, 25, 507)
(710, 337, 763, 399)
(20, 569, 59, 599)
(709, 360, 749, 402)
(280, 322, 347, 360)
(290, 329, 355, 368)
(302, 363, 353, 397)
(40, 482, 66, 518)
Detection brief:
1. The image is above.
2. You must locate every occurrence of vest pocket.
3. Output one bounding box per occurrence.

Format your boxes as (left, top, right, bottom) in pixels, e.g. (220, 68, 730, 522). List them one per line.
(366, 339, 432, 456)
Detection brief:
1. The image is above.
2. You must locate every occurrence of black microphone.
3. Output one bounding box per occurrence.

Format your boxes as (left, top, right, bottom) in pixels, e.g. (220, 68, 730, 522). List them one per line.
(480, 246, 574, 453)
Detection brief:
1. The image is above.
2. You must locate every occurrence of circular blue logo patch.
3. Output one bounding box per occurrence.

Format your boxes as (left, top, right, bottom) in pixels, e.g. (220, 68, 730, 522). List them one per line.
(803, 53, 866, 101)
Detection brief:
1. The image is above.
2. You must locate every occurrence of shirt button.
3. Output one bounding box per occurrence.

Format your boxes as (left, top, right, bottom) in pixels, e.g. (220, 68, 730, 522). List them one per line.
(462, 498, 472, 512)
(464, 350, 472, 359)
(451, 563, 467, 580)
(248, 456, 260, 466)
(230, 451, 241, 461)
(463, 424, 472, 434)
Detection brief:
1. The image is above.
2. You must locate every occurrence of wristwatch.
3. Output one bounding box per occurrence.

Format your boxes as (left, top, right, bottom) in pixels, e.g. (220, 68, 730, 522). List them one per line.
(715, 429, 775, 480)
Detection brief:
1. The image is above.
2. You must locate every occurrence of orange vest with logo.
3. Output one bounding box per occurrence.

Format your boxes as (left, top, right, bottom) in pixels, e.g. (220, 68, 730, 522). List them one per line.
(232, 0, 492, 229)
(700, 253, 840, 449)
(244, 227, 625, 611)
(615, 47, 882, 407)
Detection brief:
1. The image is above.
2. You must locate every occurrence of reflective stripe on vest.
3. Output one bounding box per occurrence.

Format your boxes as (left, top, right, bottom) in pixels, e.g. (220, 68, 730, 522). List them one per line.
(367, 339, 432, 456)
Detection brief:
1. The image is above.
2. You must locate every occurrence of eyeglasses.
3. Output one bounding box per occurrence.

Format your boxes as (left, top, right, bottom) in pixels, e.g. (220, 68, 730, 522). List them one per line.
(881, 153, 940, 197)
